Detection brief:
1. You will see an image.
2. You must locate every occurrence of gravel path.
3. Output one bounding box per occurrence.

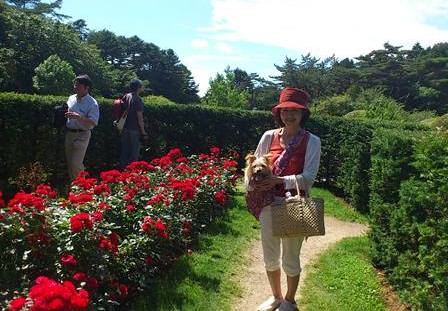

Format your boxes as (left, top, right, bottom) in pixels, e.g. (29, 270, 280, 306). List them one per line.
(232, 215, 369, 311)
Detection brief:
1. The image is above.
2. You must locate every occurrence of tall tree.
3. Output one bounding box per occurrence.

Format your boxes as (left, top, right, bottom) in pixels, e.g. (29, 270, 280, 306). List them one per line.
(202, 67, 250, 109)
(272, 57, 300, 87)
(5, 0, 68, 19)
(0, 7, 119, 95)
(88, 31, 199, 103)
(69, 19, 89, 41)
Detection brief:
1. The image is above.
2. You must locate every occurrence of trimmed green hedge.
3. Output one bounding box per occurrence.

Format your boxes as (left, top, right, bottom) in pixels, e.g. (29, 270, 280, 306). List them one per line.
(307, 116, 372, 212)
(391, 134, 448, 309)
(368, 129, 448, 309)
(369, 129, 417, 269)
(1, 93, 373, 213)
(0, 92, 424, 212)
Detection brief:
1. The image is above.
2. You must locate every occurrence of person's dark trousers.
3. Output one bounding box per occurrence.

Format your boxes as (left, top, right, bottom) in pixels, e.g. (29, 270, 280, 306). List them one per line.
(119, 129, 141, 170)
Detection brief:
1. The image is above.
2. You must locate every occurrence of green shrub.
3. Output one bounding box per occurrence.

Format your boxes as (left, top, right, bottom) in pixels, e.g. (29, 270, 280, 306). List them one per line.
(368, 131, 448, 309)
(32, 55, 75, 95)
(406, 110, 436, 123)
(343, 109, 367, 119)
(307, 115, 372, 213)
(368, 129, 416, 269)
(388, 134, 448, 309)
(420, 114, 448, 131)
(313, 94, 357, 116)
(322, 89, 435, 126)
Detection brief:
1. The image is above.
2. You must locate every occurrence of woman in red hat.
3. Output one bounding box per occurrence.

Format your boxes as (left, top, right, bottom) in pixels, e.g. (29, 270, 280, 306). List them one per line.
(245, 87, 321, 311)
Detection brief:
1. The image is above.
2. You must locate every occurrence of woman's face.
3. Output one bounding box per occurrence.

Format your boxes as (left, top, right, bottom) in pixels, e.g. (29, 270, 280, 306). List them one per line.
(280, 108, 303, 126)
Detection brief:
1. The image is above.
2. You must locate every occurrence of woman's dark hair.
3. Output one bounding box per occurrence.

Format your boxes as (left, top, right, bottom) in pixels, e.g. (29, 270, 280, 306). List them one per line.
(274, 109, 310, 128)
(129, 79, 143, 92)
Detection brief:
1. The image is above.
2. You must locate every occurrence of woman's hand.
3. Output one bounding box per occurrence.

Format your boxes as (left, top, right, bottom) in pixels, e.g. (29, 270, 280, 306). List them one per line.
(253, 175, 283, 191)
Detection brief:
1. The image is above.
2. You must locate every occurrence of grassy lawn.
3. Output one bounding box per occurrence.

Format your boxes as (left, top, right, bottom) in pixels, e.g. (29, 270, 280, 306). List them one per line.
(130, 188, 259, 311)
(300, 236, 387, 311)
(301, 188, 386, 310)
(311, 187, 369, 224)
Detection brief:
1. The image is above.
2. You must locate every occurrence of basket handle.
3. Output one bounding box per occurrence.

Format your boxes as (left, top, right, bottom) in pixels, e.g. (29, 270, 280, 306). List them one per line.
(294, 178, 302, 199)
(294, 176, 309, 198)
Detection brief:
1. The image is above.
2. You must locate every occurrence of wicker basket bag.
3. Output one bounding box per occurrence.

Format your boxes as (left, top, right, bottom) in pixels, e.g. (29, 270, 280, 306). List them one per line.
(271, 180, 325, 238)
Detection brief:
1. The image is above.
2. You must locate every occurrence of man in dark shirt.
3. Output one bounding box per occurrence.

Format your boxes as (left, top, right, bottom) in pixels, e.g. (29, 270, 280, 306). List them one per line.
(119, 79, 148, 170)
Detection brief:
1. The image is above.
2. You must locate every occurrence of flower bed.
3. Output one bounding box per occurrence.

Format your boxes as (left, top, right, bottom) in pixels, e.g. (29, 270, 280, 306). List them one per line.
(0, 147, 239, 310)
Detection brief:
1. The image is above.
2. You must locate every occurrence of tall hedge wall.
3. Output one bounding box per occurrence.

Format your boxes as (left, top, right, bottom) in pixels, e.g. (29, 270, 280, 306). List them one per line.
(1, 92, 373, 213)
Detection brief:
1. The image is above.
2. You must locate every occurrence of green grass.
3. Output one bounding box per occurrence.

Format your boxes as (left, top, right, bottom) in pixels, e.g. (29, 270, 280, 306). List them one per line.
(311, 187, 369, 224)
(130, 188, 259, 311)
(300, 236, 387, 311)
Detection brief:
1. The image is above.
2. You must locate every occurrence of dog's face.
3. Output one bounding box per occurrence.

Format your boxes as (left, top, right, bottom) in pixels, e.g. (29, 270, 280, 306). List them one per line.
(244, 153, 272, 182)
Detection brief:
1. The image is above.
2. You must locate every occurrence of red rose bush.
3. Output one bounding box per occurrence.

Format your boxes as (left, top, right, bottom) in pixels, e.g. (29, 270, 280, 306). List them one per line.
(0, 147, 239, 310)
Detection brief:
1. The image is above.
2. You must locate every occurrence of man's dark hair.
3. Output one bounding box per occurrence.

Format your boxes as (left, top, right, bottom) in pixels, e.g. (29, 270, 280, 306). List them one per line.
(129, 79, 143, 92)
(74, 74, 92, 87)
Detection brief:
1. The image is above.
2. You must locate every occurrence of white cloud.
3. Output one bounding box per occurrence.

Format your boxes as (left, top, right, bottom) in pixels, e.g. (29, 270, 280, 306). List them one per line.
(187, 0, 448, 96)
(203, 0, 448, 59)
(188, 65, 212, 96)
(191, 38, 209, 49)
(215, 42, 234, 53)
(184, 54, 255, 95)
(185, 54, 250, 63)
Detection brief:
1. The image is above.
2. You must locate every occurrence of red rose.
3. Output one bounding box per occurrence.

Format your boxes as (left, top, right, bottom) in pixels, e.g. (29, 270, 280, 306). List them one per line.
(70, 213, 93, 232)
(145, 256, 153, 265)
(70, 289, 89, 309)
(223, 159, 238, 169)
(155, 218, 167, 231)
(60, 254, 77, 266)
(35, 184, 57, 199)
(214, 190, 227, 205)
(98, 202, 111, 209)
(68, 192, 94, 205)
(176, 157, 188, 163)
(126, 204, 136, 212)
(0, 191, 5, 208)
(92, 211, 103, 222)
(100, 169, 122, 183)
(9, 296, 26, 311)
(210, 146, 220, 154)
(159, 156, 173, 168)
(87, 277, 98, 290)
(93, 184, 111, 195)
(199, 153, 209, 160)
(119, 284, 128, 298)
(48, 297, 65, 310)
(70, 219, 83, 232)
(73, 272, 87, 282)
(168, 148, 182, 159)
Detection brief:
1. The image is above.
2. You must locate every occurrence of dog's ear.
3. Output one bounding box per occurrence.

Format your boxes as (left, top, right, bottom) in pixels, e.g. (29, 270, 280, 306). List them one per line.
(245, 153, 256, 166)
(263, 153, 273, 165)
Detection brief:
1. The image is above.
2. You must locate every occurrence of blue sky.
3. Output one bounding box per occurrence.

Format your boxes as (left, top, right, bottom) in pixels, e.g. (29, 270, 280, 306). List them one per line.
(60, 0, 448, 95)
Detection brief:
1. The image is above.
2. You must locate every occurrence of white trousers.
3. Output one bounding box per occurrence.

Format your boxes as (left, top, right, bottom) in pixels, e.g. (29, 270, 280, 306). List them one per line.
(65, 130, 91, 180)
(259, 203, 304, 277)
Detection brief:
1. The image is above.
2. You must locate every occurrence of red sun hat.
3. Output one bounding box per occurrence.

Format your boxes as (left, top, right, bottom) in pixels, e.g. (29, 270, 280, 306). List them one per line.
(272, 87, 310, 115)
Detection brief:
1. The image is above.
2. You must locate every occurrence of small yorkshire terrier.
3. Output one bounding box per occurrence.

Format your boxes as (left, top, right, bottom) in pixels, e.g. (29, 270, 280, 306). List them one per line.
(244, 153, 272, 184)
